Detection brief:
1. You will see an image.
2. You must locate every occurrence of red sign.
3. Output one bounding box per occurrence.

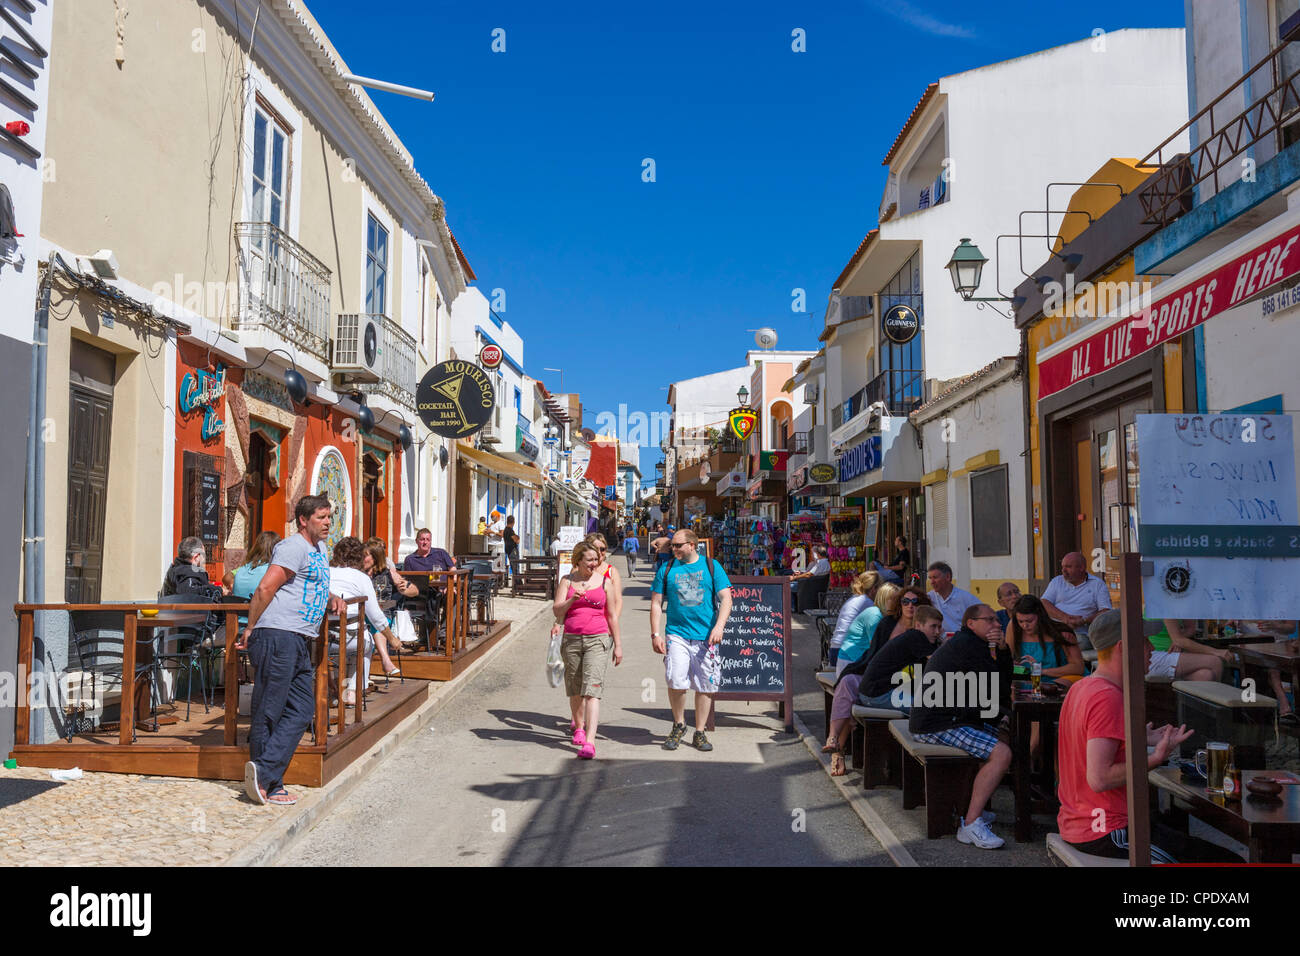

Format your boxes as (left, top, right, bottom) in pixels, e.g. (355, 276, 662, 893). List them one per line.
(1037, 219, 1300, 399)
(479, 343, 503, 370)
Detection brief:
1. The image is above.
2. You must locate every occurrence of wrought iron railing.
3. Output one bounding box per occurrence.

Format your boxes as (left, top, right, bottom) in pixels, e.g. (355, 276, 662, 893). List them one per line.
(831, 369, 924, 429)
(354, 314, 418, 411)
(786, 430, 809, 455)
(234, 221, 331, 361)
(1138, 40, 1300, 226)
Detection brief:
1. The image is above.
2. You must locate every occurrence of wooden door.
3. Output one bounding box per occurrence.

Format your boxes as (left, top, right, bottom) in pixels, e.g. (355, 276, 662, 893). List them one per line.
(1073, 434, 1095, 568)
(66, 384, 113, 602)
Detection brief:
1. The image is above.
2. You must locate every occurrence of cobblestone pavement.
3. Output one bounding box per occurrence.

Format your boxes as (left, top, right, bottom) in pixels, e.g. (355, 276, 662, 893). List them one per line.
(0, 597, 550, 866)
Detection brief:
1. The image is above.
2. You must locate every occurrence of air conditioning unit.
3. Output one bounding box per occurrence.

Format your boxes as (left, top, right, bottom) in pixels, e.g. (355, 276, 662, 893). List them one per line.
(331, 313, 382, 382)
(804, 382, 821, 404)
(479, 419, 501, 444)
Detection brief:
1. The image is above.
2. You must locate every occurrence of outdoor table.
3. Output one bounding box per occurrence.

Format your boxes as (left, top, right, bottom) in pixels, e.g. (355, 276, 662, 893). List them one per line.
(135, 610, 209, 726)
(1149, 765, 1300, 863)
(1232, 641, 1300, 695)
(1009, 689, 1064, 842)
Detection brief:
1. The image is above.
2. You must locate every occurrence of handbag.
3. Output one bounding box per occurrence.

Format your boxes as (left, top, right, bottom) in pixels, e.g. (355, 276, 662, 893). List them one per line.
(393, 608, 418, 645)
(546, 627, 565, 688)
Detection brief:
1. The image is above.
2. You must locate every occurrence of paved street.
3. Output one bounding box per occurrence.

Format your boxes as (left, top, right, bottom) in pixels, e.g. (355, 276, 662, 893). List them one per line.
(281, 569, 889, 866)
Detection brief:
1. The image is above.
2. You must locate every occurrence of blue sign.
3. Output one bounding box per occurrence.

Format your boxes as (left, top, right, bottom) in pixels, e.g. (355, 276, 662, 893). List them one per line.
(605, 485, 617, 500)
(838, 436, 882, 483)
(179, 364, 227, 442)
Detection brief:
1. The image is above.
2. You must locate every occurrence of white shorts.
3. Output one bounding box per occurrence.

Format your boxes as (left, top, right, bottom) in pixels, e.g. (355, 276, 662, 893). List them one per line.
(665, 634, 721, 693)
(1148, 650, 1180, 679)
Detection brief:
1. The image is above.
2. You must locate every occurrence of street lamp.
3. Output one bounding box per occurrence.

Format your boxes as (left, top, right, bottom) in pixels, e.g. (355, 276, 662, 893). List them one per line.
(946, 238, 989, 300)
(736, 385, 749, 406)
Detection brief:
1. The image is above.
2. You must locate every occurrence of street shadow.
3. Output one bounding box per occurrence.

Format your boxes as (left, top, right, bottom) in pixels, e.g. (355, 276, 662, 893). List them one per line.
(469, 740, 887, 866)
(619, 706, 796, 737)
(480, 708, 659, 749)
(0, 777, 62, 810)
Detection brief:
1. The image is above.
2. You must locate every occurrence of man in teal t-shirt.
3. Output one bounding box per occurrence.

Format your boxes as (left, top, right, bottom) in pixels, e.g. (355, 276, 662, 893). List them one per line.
(651, 529, 733, 752)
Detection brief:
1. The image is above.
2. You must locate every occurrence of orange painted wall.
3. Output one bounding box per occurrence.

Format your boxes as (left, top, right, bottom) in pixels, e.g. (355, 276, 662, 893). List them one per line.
(174, 341, 232, 577)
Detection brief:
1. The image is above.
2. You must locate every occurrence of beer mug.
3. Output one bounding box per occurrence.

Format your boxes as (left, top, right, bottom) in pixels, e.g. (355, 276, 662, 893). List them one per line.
(1195, 741, 1231, 794)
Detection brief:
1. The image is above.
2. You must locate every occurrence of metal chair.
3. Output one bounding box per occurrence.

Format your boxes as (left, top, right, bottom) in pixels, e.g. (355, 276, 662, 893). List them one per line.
(151, 596, 221, 722)
(465, 560, 496, 625)
(67, 610, 154, 741)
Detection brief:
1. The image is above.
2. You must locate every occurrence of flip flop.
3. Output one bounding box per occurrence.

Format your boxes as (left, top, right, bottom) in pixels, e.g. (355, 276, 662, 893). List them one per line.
(244, 760, 266, 805)
(266, 786, 298, 806)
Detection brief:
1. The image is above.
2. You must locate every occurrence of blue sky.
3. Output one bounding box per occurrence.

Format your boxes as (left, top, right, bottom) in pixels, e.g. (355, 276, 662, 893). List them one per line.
(306, 0, 1187, 472)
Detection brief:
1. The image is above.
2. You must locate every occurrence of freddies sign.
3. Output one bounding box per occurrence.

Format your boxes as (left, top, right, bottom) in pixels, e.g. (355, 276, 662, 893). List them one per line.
(838, 435, 882, 483)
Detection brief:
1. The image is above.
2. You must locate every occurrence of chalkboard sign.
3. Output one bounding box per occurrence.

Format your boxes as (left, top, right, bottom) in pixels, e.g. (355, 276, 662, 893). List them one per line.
(711, 575, 793, 730)
(198, 471, 221, 542)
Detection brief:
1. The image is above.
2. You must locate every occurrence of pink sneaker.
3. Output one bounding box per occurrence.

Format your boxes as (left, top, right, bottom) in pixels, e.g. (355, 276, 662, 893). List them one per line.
(578, 742, 595, 759)
(573, 727, 586, 747)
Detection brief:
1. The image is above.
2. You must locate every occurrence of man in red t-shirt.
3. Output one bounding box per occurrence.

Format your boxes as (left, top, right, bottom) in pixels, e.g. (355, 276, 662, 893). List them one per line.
(1057, 610, 1241, 863)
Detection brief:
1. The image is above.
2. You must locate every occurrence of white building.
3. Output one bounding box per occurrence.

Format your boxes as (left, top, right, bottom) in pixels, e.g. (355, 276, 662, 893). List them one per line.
(912, 358, 1025, 601)
(827, 29, 1189, 570)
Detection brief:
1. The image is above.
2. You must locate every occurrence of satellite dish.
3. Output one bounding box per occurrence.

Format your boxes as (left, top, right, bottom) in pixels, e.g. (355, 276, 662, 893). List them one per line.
(754, 328, 778, 350)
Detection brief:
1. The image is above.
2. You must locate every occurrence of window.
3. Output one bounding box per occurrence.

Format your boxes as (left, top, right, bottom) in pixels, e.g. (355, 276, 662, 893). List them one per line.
(251, 102, 291, 231)
(930, 481, 948, 549)
(969, 465, 1011, 556)
(366, 213, 388, 316)
(514, 386, 521, 414)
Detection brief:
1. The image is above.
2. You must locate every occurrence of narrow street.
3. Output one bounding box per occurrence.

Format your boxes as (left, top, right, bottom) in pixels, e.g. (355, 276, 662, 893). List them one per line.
(281, 568, 889, 866)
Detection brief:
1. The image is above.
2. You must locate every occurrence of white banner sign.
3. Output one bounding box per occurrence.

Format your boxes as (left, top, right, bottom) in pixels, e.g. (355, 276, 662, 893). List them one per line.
(1138, 413, 1300, 617)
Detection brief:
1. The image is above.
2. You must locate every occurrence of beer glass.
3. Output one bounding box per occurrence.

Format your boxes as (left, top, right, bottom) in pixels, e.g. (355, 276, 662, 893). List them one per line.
(1030, 661, 1042, 698)
(1195, 741, 1231, 793)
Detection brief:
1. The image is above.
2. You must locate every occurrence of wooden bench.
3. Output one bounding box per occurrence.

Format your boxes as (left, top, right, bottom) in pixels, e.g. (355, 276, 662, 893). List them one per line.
(1046, 832, 1127, 867)
(851, 703, 904, 789)
(889, 719, 982, 838)
(816, 670, 836, 736)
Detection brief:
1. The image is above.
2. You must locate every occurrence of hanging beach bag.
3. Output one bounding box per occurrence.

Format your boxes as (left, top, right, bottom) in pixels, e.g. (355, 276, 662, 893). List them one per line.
(546, 626, 565, 688)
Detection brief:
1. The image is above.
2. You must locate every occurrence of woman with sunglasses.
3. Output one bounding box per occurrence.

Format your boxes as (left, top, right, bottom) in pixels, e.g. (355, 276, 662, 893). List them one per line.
(1008, 593, 1084, 761)
(863, 586, 932, 664)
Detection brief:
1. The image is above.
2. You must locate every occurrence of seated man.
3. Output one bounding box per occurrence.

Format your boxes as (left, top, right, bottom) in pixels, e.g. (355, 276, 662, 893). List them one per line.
(994, 581, 1021, 629)
(1040, 552, 1111, 648)
(163, 536, 213, 596)
(870, 535, 910, 584)
(791, 545, 831, 613)
(925, 561, 979, 634)
(1056, 610, 1241, 863)
(401, 528, 456, 572)
(909, 603, 1013, 850)
(1148, 618, 1228, 683)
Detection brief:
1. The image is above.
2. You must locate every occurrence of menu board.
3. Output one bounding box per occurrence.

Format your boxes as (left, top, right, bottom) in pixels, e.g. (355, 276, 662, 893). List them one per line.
(712, 575, 793, 730)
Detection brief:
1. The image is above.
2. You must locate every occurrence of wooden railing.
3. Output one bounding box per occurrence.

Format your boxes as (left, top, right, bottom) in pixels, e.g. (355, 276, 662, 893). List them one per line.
(13, 602, 247, 747)
(394, 568, 472, 657)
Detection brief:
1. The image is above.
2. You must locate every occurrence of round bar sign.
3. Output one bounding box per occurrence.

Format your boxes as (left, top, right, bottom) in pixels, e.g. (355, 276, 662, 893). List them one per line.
(416, 360, 496, 437)
(882, 304, 919, 344)
(479, 343, 503, 369)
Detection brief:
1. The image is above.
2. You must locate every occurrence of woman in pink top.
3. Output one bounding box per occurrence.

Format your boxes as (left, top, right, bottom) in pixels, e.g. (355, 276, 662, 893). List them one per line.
(553, 541, 623, 758)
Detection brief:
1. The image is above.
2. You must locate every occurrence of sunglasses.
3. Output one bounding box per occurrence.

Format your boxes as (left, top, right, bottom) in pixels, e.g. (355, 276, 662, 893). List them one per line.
(901, 597, 921, 605)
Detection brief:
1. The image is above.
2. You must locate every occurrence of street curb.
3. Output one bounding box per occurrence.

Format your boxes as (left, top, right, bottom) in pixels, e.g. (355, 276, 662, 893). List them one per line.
(223, 601, 554, 867)
(792, 711, 917, 868)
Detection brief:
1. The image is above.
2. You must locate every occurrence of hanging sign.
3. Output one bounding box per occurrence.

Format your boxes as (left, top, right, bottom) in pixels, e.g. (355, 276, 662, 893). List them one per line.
(1138, 413, 1300, 617)
(479, 343, 503, 369)
(179, 364, 227, 441)
(882, 303, 920, 344)
(759, 450, 788, 472)
(809, 463, 838, 484)
(416, 360, 495, 437)
(729, 407, 757, 441)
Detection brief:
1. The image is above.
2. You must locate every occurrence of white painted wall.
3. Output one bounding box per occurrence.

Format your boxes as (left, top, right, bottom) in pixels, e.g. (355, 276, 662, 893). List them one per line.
(916, 371, 1027, 603)
(875, 29, 1189, 384)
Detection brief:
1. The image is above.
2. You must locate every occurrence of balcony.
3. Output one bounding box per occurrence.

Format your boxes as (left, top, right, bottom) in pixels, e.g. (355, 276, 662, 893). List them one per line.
(785, 431, 809, 456)
(831, 369, 924, 430)
(235, 221, 331, 363)
(1139, 38, 1300, 226)
(354, 315, 418, 411)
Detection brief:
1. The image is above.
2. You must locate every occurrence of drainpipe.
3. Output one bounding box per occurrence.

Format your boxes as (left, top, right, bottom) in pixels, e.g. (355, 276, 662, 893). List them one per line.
(24, 263, 50, 605)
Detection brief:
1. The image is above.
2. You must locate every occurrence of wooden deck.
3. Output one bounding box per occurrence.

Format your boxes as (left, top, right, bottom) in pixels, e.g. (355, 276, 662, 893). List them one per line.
(395, 619, 512, 681)
(10, 675, 429, 787)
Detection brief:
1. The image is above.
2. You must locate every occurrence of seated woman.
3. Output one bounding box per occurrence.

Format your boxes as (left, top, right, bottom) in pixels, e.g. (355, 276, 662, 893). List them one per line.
(1150, 618, 1230, 682)
(823, 583, 900, 775)
(858, 604, 945, 713)
(329, 537, 402, 704)
(221, 531, 280, 626)
(862, 585, 931, 665)
(826, 571, 880, 667)
(364, 539, 418, 606)
(1007, 594, 1086, 758)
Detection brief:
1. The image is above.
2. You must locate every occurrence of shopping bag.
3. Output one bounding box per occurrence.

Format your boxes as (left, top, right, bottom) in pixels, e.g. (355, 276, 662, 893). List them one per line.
(393, 609, 418, 645)
(546, 627, 565, 688)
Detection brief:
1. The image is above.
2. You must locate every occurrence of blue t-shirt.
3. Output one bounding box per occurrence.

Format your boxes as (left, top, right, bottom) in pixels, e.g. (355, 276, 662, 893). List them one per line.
(231, 563, 269, 600)
(256, 535, 330, 638)
(653, 556, 731, 641)
(623, 537, 639, 554)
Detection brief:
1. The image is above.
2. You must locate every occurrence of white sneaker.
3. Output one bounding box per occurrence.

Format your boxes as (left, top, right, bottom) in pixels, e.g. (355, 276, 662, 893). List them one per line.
(956, 816, 1004, 849)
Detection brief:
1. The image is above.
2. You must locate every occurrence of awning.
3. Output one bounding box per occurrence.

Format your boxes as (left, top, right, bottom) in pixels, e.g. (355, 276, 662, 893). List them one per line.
(457, 441, 543, 486)
(1037, 203, 1300, 400)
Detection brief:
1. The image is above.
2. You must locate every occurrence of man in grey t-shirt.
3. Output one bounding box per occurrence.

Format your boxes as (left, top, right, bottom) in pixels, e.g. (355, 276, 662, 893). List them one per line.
(238, 494, 343, 806)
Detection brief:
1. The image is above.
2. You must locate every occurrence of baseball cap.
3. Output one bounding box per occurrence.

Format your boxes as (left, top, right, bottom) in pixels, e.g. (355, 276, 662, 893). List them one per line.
(1089, 609, 1122, 651)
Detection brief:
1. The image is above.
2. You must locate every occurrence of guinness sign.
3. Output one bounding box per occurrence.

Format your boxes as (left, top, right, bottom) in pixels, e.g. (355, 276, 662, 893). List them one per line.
(882, 303, 920, 345)
(416, 360, 496, 437)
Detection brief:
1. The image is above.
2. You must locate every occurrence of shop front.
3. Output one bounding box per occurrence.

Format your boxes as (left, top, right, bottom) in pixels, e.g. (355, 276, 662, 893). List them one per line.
(835, 423, 922, 571)
(454, 441, 544, 556)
